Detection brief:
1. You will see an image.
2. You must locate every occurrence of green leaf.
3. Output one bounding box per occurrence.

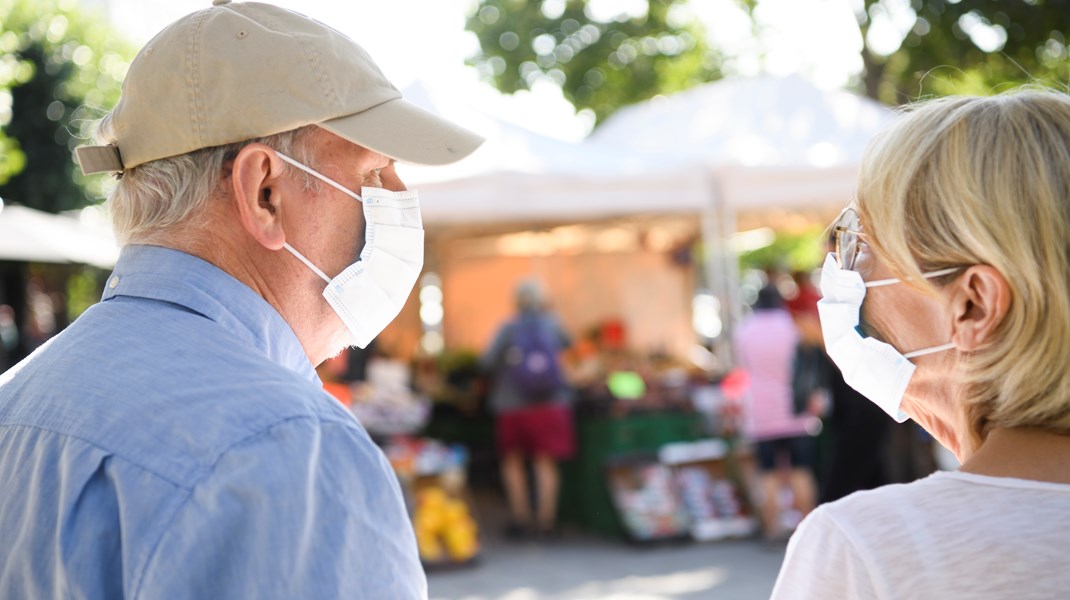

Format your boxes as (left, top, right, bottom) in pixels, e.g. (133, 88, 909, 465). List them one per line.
(0, 0, 134, 213)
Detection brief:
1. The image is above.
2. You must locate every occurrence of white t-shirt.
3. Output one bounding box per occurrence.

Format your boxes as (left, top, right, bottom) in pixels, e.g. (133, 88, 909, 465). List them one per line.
(771, 471, 1070, 599)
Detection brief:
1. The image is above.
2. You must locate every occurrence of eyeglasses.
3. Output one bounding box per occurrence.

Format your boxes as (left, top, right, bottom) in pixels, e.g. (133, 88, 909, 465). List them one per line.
(832, 208, 964, 284)
(832, 208, 865, 271)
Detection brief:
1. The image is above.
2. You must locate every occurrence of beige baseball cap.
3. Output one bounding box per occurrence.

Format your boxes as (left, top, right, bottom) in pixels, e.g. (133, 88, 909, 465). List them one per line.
(76, 0, 483, 175)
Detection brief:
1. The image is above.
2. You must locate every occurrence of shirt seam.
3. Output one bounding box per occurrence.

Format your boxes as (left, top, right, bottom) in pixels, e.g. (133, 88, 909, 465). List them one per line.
(129, 414, 358, 599)
(0, 423, 192, 491)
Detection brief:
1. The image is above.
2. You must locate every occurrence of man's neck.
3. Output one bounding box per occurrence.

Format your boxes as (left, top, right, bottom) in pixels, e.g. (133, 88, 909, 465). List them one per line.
(148, 225, 336, 367)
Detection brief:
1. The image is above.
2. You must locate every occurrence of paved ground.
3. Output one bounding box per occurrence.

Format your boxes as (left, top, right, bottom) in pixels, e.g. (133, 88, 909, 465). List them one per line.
(427, 534, 786, 600)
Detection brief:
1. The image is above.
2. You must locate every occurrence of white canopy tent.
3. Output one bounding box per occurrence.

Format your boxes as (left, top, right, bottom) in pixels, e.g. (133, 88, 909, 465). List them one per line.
(590, 74, 899, 213)
(399, 82, 714, 226)
(0, 203, 119, 269)
(405, 75, 898, 223)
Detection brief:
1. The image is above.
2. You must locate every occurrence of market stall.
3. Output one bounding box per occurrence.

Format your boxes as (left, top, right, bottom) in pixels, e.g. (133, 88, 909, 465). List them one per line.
(363, 75, 897, 539)
(319, 352, 483, 569)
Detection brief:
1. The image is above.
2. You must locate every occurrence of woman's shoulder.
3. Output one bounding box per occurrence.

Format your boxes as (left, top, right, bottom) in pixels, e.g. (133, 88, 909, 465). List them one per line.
(775, 470, 1070, 598)
(805, 469, 1070, 551)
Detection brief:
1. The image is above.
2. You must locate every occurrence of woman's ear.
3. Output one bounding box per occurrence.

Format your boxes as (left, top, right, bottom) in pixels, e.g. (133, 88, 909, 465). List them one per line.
(230, 143, 288, 250)
(949, 265, 1011, 351)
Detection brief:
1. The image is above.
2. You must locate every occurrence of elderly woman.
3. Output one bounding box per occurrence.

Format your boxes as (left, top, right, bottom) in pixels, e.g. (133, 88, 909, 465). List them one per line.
(771, 91, 1070, 598)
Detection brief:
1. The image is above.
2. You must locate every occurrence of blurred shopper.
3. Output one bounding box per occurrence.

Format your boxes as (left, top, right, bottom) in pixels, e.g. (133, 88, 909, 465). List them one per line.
(0, 2, 482, 598)
(734, 284, 819, 540)
(784, 269, 821, 319)
(787, 265, 892, 502)
(785, 269, 829, 422)
(773, 91, 1070, 598)
(482, 279, 574, 539)
(819, 360, 893, 502)
(0, 305, 16, 372)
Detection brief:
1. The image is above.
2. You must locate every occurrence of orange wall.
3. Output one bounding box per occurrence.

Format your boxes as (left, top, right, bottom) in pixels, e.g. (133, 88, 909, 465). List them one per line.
(439, 248, 696, 359)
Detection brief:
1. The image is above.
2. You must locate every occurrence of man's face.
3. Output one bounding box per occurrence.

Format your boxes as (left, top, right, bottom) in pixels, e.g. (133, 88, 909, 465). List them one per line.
(278, 127, 410, 352)
(293, 127, 405, 280)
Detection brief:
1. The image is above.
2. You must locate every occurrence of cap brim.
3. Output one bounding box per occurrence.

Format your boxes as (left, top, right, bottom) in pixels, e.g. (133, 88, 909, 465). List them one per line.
(319, 98, 484, 166)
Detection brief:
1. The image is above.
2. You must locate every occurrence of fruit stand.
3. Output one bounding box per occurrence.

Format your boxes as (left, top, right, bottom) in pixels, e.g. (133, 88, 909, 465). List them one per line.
(384, 437, 481, 569)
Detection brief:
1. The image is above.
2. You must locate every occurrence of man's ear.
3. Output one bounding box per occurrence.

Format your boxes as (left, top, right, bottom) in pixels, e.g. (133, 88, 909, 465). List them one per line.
(949, 265, 1011, 351)
(230, 143, 288, 250)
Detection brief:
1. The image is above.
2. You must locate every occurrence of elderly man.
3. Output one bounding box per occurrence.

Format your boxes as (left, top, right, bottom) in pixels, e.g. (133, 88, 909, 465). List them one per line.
(0, 1, 481, 598)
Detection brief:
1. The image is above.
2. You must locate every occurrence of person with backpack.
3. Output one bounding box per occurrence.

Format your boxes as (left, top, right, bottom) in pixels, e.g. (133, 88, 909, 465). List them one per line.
(482, 279, 574, 539)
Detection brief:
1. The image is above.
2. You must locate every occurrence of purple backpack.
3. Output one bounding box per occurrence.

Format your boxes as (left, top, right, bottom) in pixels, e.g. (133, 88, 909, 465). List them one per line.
(505, 317, 564, 402)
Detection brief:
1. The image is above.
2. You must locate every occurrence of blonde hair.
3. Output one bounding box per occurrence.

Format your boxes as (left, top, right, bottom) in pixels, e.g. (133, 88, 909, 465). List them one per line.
(95, 120, 319, 245)
(857, 90, 1070, 446)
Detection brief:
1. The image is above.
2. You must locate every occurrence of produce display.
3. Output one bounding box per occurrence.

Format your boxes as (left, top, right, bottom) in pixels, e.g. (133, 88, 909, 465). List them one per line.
(608, 462, 691, 541)
(413, 486, 480, 563)
(674, 466, 756, 541)
(384, 437, 481, 567)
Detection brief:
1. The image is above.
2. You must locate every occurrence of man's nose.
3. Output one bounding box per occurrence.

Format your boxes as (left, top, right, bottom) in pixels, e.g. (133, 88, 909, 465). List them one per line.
(379, 161, 406, 192)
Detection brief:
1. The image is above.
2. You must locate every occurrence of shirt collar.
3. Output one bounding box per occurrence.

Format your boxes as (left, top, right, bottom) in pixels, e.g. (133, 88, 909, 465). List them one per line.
(101, 244, 318, 383)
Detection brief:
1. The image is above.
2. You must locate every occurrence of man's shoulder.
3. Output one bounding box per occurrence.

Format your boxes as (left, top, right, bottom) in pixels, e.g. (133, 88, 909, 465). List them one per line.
(0, 300, 359, 489)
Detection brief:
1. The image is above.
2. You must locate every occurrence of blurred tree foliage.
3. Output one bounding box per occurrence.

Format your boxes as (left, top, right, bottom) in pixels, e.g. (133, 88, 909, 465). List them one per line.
(465, 0, 726, 125)
(738, 228, 825, 274)
(854, 0, 1070, 103)
(0, 0, 132, 213)
(469, 0, 1070, 117)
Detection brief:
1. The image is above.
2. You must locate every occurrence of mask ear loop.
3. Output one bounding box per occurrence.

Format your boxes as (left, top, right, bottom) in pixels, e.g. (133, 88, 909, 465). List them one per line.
(863, 266, 961, 288)
(275, 152, 364, 203)
(282, 243, 331, 284)
(860, 266, 961, 360)
(274, 151, 368, 286)
(903, 342, 956, 359)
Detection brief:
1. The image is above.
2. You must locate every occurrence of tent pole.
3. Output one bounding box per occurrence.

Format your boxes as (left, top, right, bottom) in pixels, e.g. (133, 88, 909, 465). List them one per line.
(700, 175, 738, 370)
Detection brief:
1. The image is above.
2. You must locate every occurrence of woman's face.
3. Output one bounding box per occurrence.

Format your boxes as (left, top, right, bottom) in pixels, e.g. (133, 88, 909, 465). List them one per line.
(852, 236, 971, 457)
(854, 246, 952, 358)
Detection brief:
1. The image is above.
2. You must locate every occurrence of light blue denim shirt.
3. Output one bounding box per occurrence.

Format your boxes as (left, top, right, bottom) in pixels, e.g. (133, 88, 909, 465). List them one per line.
(0, 245, 426, 599)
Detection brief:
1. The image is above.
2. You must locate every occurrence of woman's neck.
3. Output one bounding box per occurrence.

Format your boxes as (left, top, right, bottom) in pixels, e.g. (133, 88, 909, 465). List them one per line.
(959, 427, 1070, 485)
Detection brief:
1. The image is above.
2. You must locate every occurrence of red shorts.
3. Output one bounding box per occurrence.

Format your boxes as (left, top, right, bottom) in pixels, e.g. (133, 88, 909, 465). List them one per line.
(496, 403, 576, 460)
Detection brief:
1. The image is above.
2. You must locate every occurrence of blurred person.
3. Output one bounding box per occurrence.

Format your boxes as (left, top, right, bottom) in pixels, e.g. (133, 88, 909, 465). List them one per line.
(0, 305, 16, 372)
(788, 259, 893, 502)
(785, 268, 828, 419)
(773, 91, 1070, 598)
(0, 2, 482, 598)
(784, 269, 821, 319)
(819, 359, 893, 502)
(481, 279, 574, 539)
(22, 277, 58, 352)
(734, 284, 819, 540)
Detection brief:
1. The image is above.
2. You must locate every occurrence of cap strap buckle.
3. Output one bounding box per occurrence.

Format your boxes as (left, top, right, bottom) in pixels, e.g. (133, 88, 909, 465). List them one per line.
(75, 145, 124, 175)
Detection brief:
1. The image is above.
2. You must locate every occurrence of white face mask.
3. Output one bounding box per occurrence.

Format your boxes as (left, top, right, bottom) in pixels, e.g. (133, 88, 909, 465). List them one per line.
(817, 253, 957, 422)
(275, 152, 424, 349)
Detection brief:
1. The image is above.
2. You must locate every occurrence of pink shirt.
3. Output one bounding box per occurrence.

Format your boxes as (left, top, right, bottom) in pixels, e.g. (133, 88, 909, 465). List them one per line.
(733, 309, 813, 441)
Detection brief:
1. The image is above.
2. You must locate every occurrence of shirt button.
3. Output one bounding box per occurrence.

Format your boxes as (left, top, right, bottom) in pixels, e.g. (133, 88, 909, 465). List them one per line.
(109, 276, 120, 289)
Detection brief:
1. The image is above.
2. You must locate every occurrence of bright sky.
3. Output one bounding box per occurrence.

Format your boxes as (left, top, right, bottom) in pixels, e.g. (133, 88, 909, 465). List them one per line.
(98, 0, 863, 141)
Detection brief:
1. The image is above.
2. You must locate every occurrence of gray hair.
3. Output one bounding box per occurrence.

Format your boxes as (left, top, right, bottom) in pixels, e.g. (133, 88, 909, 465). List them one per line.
(516, 279, 544, 311)
(94, 119, 319, 245)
